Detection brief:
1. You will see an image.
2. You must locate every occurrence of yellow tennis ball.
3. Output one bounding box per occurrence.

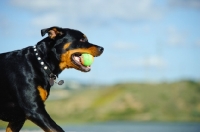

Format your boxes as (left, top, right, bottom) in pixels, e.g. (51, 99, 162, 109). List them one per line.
(81, 53, 94, 66)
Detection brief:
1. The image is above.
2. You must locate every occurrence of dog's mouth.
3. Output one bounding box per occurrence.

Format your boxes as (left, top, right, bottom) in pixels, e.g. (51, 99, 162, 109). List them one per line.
(71, 53, 92, 72)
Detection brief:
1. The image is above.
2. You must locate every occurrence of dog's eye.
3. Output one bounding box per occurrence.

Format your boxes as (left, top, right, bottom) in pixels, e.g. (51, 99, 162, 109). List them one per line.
(80, 38, 88, 42)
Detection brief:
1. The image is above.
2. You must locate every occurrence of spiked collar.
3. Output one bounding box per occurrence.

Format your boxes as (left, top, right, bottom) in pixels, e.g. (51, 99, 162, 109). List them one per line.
(33, 46, 64, 86)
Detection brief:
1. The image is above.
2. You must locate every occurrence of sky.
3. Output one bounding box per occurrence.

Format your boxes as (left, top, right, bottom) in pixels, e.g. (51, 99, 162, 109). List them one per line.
(0, 0, 200, 84)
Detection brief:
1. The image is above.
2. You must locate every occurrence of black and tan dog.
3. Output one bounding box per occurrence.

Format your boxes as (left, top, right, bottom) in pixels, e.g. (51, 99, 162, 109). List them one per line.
(0, 27, 104, 132)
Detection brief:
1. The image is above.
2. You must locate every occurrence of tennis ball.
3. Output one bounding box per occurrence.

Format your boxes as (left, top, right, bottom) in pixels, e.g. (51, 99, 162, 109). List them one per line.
(81, 53, 94, 66)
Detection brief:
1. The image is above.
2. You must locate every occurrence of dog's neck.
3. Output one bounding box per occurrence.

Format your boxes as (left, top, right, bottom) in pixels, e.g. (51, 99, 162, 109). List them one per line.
(34, 38, 64, 86)
(36, 38, 62, 74)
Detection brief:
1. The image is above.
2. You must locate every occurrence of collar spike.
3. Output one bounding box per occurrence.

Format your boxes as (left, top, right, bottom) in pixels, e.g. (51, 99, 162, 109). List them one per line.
(33, 46, 64, 86)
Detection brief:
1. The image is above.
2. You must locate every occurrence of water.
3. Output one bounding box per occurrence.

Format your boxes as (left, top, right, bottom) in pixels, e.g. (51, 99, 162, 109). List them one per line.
(63, 122, 200, 132)
(0, 122, 200, 132)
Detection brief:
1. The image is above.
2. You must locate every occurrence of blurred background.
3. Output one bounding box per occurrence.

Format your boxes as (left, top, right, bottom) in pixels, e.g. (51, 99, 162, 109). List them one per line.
(0, 0, 200, 132)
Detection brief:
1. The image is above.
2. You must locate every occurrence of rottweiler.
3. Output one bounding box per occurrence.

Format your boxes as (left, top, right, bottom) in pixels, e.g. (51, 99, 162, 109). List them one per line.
(0, 26, 104, 132)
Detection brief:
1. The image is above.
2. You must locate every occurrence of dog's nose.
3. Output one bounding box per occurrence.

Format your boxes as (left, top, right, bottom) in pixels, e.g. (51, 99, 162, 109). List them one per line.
(98, 47, 104, 53)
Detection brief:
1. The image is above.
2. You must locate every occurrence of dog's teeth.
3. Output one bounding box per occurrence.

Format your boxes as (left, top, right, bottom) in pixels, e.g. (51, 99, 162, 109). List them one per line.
(74, 56, 80, 62)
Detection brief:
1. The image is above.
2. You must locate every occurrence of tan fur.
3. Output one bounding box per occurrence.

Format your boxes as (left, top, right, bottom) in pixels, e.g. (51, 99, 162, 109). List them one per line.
(37, 86, 47, 102)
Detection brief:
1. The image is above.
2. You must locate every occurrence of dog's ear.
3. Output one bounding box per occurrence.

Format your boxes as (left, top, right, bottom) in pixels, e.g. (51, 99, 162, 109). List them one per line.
(41, 27, 63, 39)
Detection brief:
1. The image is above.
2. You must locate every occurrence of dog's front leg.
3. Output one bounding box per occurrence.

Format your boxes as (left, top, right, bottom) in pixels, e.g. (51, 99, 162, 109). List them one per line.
(6, 120, 25, 132)
(15, 86, 64, 132)
(25, 106, 64, 132)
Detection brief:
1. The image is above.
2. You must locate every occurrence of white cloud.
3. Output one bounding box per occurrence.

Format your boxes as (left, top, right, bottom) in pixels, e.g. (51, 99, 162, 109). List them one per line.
(112, 42, 138, 51)
(132, 56, 167, 68)
(111, 55, 167, 69)
(10, 0, 164, 28)
(167, 26, 187, 46)
(31, 13, 62, 28)
(10, 0, 62, 11)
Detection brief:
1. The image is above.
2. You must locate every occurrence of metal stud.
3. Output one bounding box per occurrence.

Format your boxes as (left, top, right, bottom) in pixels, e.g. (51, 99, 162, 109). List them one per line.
(44, 66, 47, 70)
(41, 62, 44, 65)
(34, 49, 37, 51)
(36, 53, 38, 56)
(37, 57, 41, 60)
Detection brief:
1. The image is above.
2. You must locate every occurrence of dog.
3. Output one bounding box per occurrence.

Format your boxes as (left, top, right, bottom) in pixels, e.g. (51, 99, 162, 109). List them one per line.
(0, 26, 104, 132)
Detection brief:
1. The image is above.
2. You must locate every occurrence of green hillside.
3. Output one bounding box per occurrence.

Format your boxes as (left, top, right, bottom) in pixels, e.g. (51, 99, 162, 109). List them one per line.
(46, 80, 200, 123)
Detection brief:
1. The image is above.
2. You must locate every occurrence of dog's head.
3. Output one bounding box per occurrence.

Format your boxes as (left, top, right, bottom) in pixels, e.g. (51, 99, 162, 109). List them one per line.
(40, 26, 104, 72)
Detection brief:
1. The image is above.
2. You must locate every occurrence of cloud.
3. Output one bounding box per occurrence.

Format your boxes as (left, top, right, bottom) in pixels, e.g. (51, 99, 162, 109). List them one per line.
(0, 14, 14, 36)
(111, 55, 167, 69)
(112, 42, 138, 51)
(169, 0, 200, 9)
(31, 13, 62, 28)
(133, 56, 167, 68)
(196, 39, 200, 46)
(10, 0, 164, 28)
(167, 26, 187, 46)
(10, 0, 62, 11)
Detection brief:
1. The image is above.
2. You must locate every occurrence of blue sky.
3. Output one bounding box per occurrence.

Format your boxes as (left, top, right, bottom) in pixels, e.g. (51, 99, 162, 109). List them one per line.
(0, 0, 200, 84)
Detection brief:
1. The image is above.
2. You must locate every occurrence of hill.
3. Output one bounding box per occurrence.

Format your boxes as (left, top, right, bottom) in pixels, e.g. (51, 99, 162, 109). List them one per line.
(46, 80, 200, 123)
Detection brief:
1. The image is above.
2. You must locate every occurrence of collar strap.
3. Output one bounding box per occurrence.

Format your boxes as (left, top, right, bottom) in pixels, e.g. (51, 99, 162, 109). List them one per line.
(33, 46, 64, 86)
